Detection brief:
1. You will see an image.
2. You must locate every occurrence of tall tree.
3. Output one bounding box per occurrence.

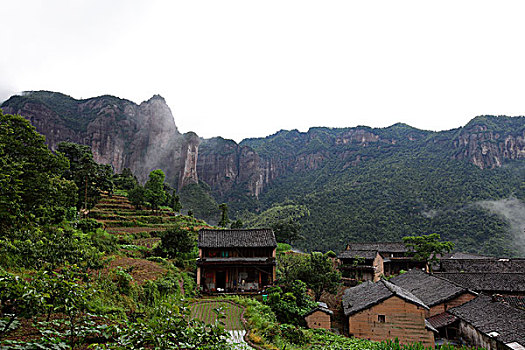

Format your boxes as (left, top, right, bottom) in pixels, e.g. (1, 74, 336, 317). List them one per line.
(113, 168, 138, 191)
(271, 219, 303, 244)
(57, 142, 113, 210)
(402, 233, 454, 271)
(218, 203, 230, 227)
(144, 169, 166, 214)
(157, 226, 195, 259)
(128, 184, 146, 209)
(171, 194, 183, 214)
(0, 111, 77, 231)
(277, 251, 341, 301)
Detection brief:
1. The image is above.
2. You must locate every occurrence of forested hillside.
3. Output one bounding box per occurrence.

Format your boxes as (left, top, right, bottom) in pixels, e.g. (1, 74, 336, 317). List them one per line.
(3, 91, 525, 256)
(241, 122, 525, 256)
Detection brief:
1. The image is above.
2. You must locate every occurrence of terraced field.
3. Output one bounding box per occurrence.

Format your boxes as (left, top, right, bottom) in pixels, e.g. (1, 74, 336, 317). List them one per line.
(190, 301, 245, 330)
(87, 194, 212, 284)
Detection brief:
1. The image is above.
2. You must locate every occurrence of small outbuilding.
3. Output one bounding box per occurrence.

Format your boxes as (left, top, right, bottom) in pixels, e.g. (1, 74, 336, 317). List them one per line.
(304, 302, 333, 330)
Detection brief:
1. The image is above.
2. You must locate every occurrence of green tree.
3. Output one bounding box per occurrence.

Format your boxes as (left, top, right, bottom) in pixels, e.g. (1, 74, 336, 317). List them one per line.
(265, 280, 316, 325)
(230, 219, 243, 229)
(171, 194, 183, 213)
(57, 142, 113, 210)
(218, 203, 230, 227)
(271, 219, 303, 244)
(277, 252, 341, 301)
(305, 252, 341, 301)
(144, 169, 167, 214)
(403, 233, 454, 271)
(0, 111, 77, 232)
(128, 184, 146, 209)
(157, 226, 195, 258)
(113, 168, 138, 191)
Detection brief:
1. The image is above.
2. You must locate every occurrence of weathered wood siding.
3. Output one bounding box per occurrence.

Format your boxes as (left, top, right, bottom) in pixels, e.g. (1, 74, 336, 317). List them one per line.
(305, 311, 331, 329)
(428, 292, 477, 317)
(348, 296, 435, 348)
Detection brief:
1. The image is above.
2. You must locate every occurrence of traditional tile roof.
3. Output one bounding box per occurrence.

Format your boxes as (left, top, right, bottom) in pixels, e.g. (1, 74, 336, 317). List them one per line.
(439, 252, 492, 260)
(494, 295, 525, 310)
(304, 302, 334, 317)
(449, 295, 525, 346)
(390, 269, 471, 307)
(346, 242, 408, 254)
(338, 250, 379, 260)
(426, 312, 458, 329)
(342, 279, 428, 316)
(439, 258, 525, 273)
(198, 229, 277, 248)
(434, 273, 525, 293)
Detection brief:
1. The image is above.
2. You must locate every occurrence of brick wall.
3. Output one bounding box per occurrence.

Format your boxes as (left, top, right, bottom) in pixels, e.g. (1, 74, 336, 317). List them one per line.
(305, 310, 331, 329)
(348, 296, 435, 348)
(428, 292, 477, 317)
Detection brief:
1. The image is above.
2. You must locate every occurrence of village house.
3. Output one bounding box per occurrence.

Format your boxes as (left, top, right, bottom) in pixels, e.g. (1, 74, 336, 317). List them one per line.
(390, 269, 477, 318)
(342, 279, 435, 348)
(337, 242, 425, 282)
(196, 229, 277, 293)
(448, 295, 525, 350)
(304, 301, 333, 330)
(434, 258, 525, 295)
(337, 250, 383, 282)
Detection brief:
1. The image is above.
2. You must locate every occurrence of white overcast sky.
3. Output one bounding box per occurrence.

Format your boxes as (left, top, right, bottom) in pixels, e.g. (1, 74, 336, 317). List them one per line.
(2, 0, 525, 142)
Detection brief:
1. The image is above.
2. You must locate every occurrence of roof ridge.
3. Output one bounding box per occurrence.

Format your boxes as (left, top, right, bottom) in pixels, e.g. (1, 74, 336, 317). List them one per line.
(381, 279, 429, 310)
(431, 271, 476, 292)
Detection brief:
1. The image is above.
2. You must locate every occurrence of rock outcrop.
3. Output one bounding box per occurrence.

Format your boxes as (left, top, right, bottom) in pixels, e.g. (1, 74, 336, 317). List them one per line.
(3, 92, 525, 201)
(452, 117, 525, 169)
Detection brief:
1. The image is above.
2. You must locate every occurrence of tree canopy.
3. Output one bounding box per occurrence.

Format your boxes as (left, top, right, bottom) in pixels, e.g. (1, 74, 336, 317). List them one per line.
(403, 233, 454, 271)
(57, 141, 113, 210)
(0, 110, 77, 231)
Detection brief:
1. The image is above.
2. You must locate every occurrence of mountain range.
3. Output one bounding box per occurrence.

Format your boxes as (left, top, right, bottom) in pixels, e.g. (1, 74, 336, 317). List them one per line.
(3, 91, 525, 256)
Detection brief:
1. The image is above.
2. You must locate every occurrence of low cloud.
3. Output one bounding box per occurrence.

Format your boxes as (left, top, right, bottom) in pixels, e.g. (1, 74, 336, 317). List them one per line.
(477, 197, 525, 255)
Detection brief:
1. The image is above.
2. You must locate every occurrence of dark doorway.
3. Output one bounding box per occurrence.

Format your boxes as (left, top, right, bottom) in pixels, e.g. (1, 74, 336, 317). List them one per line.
(216, 271, 226, 290)
(261, 272, 269, 287)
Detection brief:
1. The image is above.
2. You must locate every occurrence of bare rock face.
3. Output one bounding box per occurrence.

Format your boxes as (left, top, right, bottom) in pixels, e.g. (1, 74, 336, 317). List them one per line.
(453, 118, 525, 169)
(1, 92, 189, 185)
(179, 132, 200, 188)
(3, 92, 525, 201)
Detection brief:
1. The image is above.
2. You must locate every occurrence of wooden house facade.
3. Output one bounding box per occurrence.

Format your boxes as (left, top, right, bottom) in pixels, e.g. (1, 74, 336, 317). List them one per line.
(196, 229, 277, 293)
(338, 242, 425, 282)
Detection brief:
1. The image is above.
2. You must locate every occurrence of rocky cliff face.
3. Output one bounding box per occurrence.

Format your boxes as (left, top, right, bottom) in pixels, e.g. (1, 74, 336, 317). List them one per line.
(1, 92, 194, 186)
(452, 120, 525, 169)
(3, 92, 525, 201)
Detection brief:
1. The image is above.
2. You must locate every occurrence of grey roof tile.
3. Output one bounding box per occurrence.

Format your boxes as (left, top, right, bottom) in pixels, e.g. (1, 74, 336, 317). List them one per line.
(346, 242, 408, 253)
(198, 229, 277, 248)
(338, 250, 379, 260)
(435, 273, 525, 293)
(342, 279, 428, 316)
(390, 269, 471, 307)
(449, 295, 525, 345)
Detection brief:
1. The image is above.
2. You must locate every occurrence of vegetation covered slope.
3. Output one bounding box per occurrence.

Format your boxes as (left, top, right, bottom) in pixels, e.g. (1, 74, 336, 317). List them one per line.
(241, 121, 525, 256)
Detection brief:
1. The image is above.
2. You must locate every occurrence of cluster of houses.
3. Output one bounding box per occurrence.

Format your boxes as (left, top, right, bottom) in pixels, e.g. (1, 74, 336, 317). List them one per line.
(195, 229, 525, 350)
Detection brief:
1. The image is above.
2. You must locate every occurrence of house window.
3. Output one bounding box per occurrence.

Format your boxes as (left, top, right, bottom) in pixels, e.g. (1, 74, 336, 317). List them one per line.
(378, 315, 386, 323)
